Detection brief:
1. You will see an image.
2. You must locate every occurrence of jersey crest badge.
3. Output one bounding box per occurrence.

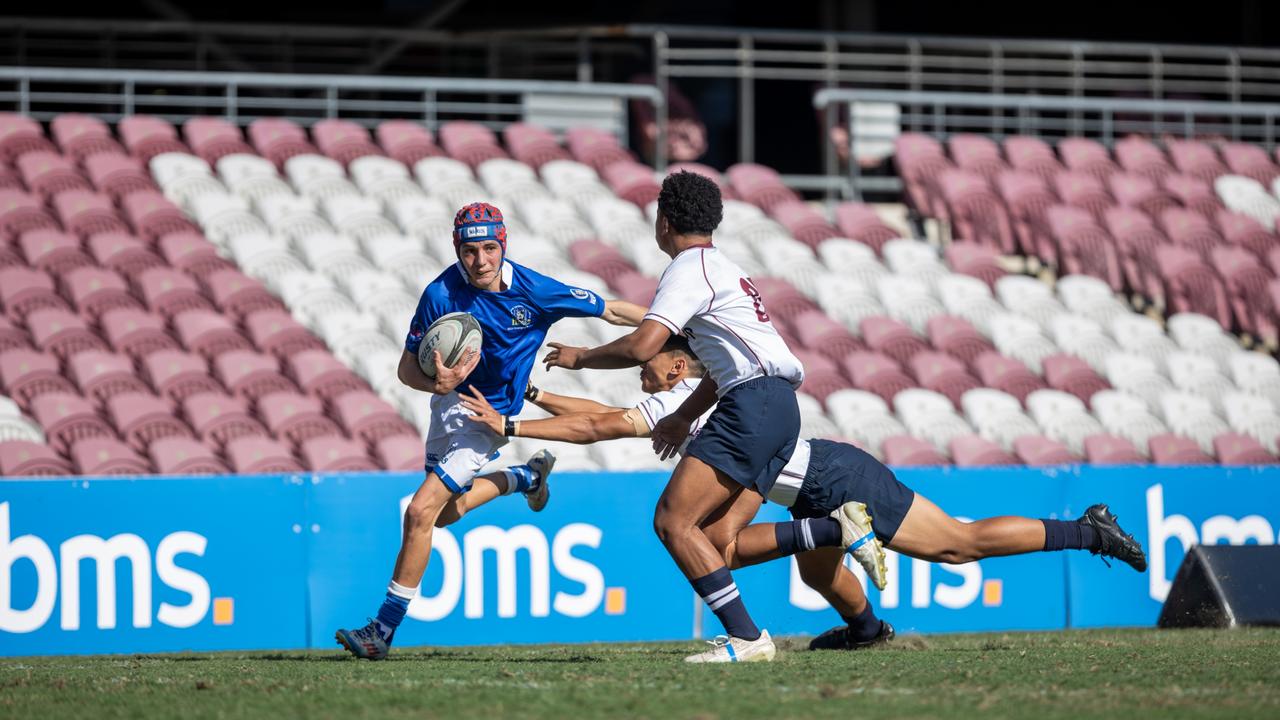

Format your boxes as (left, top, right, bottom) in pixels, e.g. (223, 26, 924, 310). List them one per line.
(509, 304, 533, 327)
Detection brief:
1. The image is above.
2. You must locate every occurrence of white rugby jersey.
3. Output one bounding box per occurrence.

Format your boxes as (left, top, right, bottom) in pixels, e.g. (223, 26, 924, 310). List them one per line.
(644, 245, 805, 396)
(632, 378, 715, 452)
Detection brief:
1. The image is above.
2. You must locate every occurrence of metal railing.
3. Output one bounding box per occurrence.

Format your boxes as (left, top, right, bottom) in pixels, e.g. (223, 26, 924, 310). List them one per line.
(0, 66, 668, 167)
(813, 88, 1280, 200)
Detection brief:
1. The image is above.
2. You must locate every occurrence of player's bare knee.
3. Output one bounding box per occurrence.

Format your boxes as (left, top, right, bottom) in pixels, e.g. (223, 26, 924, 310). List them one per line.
(652, 506, 691, 548)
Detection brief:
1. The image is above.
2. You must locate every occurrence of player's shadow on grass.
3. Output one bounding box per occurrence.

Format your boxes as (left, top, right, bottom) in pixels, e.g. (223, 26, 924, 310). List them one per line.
(388, 651, 606, 664)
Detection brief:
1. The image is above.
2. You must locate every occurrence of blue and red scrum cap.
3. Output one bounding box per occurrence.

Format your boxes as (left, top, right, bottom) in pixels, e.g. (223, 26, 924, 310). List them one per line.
(452, 202, 507, 253)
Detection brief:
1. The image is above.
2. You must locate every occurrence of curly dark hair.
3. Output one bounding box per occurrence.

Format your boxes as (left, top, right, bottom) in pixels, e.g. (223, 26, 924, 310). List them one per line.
(661, 334, 705, 377)
(657, 171, 723, 236)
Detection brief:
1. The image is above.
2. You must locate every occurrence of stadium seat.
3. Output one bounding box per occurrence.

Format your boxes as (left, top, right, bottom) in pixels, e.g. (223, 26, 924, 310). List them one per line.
(1013, 435, 1080, 465)
(69, 436, 152, 475)
(257, 391, 343, 448)
(68, 350, 150, 407)
(881, 435, 948, 465)
(226, 435, 303, 474)
(61, 266, 142, 320)
(1083, 434, 1145, 464)
(0, 439, 73, 476)
(1148, 433, 1214, 465)
(107, 391, 195, 452)
(300, 435, 379, 471)
(100, 308, 180, 360)
(949, 434, 1018, 466)
(183, 391, 268, 448)
(143, 349, 224, 404)
(1212, 432, 1277, 465)
(149, 436, 230, 475)
(30, 392, 116, 453)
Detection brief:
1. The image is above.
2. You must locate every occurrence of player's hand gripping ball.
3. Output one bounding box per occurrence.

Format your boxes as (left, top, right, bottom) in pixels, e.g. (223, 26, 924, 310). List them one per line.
(418, 312, 483, 378)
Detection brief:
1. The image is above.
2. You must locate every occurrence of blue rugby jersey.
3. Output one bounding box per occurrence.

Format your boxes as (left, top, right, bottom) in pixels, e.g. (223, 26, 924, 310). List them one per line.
(405, 260, 605, 415)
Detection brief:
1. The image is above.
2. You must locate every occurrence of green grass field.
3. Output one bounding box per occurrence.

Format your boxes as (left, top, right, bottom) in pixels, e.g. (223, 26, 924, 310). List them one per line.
(3, 628, 1278, 719)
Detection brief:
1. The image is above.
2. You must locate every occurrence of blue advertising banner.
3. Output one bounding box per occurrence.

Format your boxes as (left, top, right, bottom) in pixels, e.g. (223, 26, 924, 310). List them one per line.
(305, 471, 695, 647)
(0, 475, 308, 656)
(1064, 465, 1280, 628)
(3, 465, 1279, 657)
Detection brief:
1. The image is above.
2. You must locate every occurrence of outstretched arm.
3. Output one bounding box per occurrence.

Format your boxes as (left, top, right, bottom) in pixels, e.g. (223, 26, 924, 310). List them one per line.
(543, 319, 672, 371)
(602, 299, 647, 327)
(530, 386, 622, 416)
(462, 387, 646, 444)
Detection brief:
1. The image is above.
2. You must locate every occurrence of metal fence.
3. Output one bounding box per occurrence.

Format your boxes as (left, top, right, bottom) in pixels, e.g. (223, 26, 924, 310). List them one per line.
(813, 89, 1280, 200)
(0, 66, 667, 166)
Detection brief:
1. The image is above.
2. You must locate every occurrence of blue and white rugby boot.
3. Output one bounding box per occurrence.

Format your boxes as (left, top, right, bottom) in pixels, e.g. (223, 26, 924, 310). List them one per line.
(524, 448, 556, 512)
(335, 619, 391, 661)
(684, 630, 776, 663)
(832, 501, 888, 591)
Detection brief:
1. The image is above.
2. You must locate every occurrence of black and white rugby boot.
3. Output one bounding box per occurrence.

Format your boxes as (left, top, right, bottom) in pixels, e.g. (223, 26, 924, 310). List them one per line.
(1079, 503, 1147, 572)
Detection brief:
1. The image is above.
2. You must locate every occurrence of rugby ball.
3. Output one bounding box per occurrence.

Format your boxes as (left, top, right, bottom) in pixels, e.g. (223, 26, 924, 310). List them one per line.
(418, 312, 483, 378)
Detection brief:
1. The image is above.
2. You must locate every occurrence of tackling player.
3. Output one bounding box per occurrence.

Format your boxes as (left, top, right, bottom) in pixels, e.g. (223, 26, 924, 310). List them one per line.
(336, 202, 646, 660)
(468, 340, 1149, 657)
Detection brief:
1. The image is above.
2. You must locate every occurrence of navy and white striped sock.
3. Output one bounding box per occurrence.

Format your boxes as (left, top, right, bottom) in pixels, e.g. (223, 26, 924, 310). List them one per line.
(691, 567, 761, 641)
(774, 517, 844, 556)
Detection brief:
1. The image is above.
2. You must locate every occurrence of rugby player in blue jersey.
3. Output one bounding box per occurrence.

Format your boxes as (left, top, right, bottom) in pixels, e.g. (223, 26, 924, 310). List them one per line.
(336, 202, 646, 660)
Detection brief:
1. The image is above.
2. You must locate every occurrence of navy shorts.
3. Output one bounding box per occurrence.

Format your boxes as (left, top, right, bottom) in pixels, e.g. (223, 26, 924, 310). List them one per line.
(686, 376, 800, 494)
(789, 439, 916, 544)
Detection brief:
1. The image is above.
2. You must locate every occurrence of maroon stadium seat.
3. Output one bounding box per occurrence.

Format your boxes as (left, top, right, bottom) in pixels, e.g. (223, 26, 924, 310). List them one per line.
(1220, 142, 1280, 185)
(0, 267, 69, 321)
(182, 390, 269, 448)
(1013, 435, 1081, 465)
(949, 434, 1018, 466)
(52, 189, 129, 237)
(789, 309, 865, 364)
(1113, 136, 1173, 181)
(0, 348, 76, 407)
(149, 436, 230, 475)
(69, 436, 152, 475)
(0, 190, 59, 240)
(31, 392, 116, 453)
(68, 350, 150, 407)
(771, 201, 840, 249)
(172, 309, 253, 360)
(375, 434, 425, 472)
(1002, 136, 1063, 180)
(134, 267, 214, 318)
(182, 117, 253, 163)
(1083, 434, 1146, 464)
(0, 113, 56, 162)
(1149, 433, 1214, 465)
(944, 242, 1006, 288)
(841, 351, 915, 405)
(375, 120, 443, 166)
(122, 191, 199, 241)
(938, 168, 1017, 253)
(1154, 246, 1234, 330)
(0, 439, 73, 476)
(1158, 206, 1222, 258)
(569, 240, 636, 284)
(1215, 209, 1276, 261)
(1057, 137, 1119, 180)
(87, 231, 166, 280)
(504, 123, 572, 169)
(256, 390, 343, 448)
(331, 390, 416, 446)
(610, 271, 658, 306)
(203, 268, 286, 321)
(1045, 205, 1123, 291)
(882, 435, 948, 466)
(226, 435, 303, 474)
(1042, 354, 1110, 407)
(286, 349, 368, 400)
(50, 113, 123, 162)
(106, 391, 195, 452)
(948, 134, 1006, 181)
(1213, 432, 1276, 465)
(60, 266, 142, 320)
(143, 349, 224, 403)
(26, 307, 109, 360)
(244, 309, 326, 359)
(18, 229, 94, 276)
(300, 435, 379, 472)
(99, 307, 180, 360)
(16, 150, 91, 198)
(213, 350, 299, 401)
(1162, 174, 1222, 218)
(247, 118, 318, 168)
(565, 126, 635, 172)
(909, 351, 981, 408)
(602, 161, 662, 207)
(1164, 138, 1227, 183)
(0, 315, 31, 354)
(1052, 171, 1112, 222)
(725, 163, 801, 212)
(1107, 172, 1179, 218)
(860, 316, 929, 367)
(1212, 245, 1277, 345)
(744, 277, 818, 325)
(118, 115, 189, 162)
(1102, 207, 1167, 301)
(157, 230, 236, 278)
(312, 118, 384, 167)
(438, 120, 509, 167)
(832, 203, 899, 255)
(84, 152, 159, 200)
(974, 351, 1047, 405)
(926, 315, 995, 369)
(895, 134, 956, 224)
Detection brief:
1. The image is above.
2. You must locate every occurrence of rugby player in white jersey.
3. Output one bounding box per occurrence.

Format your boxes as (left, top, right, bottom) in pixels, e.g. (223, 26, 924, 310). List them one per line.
(543, 172, 877, 662)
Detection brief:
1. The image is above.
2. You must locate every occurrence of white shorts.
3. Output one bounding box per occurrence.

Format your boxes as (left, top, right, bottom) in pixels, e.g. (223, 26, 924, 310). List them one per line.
(424, 391, 508, 493)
